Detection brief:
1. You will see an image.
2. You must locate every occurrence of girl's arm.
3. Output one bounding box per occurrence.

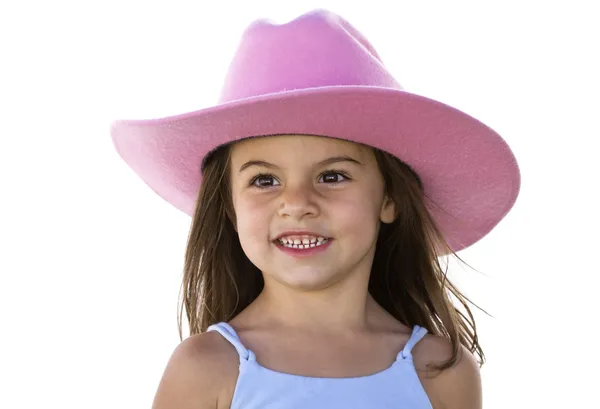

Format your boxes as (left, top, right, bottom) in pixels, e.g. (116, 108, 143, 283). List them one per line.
(151, 333, 234, 409)
(433, 346, 482, 409)
(416, 339, 483, 409)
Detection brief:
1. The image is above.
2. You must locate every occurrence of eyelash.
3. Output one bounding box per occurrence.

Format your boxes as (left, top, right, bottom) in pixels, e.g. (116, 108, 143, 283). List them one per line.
(249, 170, 351, 189)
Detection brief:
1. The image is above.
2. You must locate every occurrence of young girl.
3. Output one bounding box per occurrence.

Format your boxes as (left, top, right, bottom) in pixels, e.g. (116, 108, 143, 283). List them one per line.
(111, 9, 520, 409)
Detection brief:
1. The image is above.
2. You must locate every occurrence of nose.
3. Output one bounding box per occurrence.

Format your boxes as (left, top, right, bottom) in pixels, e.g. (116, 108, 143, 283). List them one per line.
(277, 182, 320, 220)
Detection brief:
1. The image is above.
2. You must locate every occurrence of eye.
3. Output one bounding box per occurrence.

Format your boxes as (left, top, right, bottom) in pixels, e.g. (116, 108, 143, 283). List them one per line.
(250, 174, 280, 188)
(319, 171, 349, 184)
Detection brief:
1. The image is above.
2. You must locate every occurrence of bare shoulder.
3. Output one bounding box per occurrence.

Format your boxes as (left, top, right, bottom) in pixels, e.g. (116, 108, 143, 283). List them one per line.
(151, 331, 239, 409)
(411, 333, 482, 409)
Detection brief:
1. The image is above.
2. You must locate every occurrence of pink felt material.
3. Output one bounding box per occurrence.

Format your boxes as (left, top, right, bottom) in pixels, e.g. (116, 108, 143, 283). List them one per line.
(111, 9, 520, 252)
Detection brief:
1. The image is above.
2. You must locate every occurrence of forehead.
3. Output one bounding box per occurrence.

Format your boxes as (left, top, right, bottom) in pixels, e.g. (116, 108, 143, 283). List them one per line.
(230, 135, 371, 163)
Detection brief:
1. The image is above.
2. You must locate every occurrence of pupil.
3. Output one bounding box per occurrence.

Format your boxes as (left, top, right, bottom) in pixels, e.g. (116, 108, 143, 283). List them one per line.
(258, 176, 272, 186)
(324, 173, 337, 182)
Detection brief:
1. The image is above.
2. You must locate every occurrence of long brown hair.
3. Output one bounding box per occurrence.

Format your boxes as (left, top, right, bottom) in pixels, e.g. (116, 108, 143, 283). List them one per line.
(178, 140, 486, 372)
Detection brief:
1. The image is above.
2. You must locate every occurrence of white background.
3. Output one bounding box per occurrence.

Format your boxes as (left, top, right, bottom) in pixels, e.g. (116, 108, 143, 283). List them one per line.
(1, 1, 598, 408)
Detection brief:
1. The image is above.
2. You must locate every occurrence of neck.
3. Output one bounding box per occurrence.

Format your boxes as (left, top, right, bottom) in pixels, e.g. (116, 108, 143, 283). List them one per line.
(247, 278, 382, 333)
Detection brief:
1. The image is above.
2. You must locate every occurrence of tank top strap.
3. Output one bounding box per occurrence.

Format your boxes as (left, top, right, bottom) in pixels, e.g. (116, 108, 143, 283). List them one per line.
(398, 325, 428, 360)
(206, 322, 256, 363)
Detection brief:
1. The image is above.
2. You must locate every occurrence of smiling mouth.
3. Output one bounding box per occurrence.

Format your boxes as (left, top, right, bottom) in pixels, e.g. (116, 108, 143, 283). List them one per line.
(276, 237, 331, 249)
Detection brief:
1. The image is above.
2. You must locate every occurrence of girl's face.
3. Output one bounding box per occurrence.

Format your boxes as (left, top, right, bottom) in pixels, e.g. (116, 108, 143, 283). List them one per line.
(229, 135, 396, 293)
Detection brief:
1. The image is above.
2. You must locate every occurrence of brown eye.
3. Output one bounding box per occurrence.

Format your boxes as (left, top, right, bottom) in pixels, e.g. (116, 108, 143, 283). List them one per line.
(251, 174, 280, 188)
(319, 172, 348, 184)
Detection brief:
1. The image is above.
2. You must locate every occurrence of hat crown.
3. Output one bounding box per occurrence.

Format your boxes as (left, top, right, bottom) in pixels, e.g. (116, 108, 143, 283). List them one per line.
(219, 9, 403, 103)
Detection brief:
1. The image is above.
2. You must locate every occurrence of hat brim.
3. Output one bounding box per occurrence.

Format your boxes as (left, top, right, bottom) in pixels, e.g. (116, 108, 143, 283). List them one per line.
(111, 86, 520, 252)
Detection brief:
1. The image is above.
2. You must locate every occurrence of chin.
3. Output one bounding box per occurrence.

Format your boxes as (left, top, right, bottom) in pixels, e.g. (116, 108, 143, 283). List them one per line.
(268, 266, 343, 292)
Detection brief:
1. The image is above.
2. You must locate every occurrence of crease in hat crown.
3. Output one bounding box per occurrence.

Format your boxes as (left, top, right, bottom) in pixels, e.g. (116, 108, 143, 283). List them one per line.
(218, 9, 403, 104)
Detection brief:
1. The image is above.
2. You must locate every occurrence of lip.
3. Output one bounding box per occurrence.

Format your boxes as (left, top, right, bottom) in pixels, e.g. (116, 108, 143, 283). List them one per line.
(273, 231, 332, 241)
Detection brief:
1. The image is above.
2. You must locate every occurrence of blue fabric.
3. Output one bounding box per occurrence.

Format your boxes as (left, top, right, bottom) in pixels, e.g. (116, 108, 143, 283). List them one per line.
(207, 322, 433, 408)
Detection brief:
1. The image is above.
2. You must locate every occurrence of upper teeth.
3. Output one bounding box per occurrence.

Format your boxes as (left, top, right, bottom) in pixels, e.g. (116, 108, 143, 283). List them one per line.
(277, 235, 328, 248)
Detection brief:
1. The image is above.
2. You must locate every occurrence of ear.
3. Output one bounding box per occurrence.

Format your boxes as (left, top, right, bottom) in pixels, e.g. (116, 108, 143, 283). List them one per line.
(379, 195, 396, 224)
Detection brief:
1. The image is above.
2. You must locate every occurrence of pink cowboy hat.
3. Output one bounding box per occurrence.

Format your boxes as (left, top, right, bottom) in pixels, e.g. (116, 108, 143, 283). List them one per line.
(111, 9, 520, 252)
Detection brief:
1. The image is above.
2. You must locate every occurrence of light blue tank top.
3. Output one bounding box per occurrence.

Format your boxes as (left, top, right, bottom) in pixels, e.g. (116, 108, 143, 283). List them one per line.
(207, 322, 433, 409)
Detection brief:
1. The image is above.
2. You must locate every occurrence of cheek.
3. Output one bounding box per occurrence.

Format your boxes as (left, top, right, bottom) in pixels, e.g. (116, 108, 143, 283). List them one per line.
(333, 192, 382, 226)
(234, 198, 275, 270)
(329, 187, 385, 244)
(234, 196, 272, 243)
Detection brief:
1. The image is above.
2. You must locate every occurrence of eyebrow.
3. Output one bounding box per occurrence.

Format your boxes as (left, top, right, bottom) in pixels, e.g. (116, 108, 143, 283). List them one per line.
(239, 155, 364, 173)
